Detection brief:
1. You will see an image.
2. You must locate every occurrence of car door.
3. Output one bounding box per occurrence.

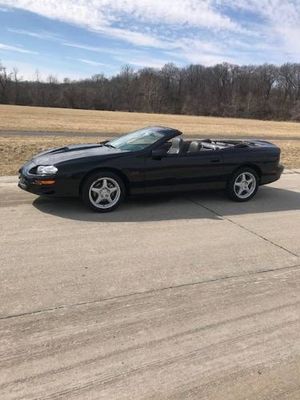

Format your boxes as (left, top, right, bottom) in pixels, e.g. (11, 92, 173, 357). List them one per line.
(174, 150, 225, 191)
(144, 148, 225, 193)
(143, 151, 184, 193)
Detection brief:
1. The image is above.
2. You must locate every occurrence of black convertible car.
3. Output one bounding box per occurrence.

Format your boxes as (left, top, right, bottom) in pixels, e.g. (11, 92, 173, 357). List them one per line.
(18, 126, 284, 212)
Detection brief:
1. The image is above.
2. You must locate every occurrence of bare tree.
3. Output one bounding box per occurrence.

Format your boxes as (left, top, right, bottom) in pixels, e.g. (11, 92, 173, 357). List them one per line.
(1, 60, 300, 121)
(0, 62, 12, 104)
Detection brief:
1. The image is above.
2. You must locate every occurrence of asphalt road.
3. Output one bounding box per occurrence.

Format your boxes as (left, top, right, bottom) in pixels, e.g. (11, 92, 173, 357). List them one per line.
(1, 171, 300, 399)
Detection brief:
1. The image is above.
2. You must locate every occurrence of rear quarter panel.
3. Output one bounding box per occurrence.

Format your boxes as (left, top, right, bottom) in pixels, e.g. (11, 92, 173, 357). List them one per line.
(221, 144, 281, 184)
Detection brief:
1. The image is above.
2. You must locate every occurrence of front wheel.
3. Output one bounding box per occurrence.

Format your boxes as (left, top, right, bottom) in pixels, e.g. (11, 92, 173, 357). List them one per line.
(81, 172, 125, 212)
(226, 168, 259, 202)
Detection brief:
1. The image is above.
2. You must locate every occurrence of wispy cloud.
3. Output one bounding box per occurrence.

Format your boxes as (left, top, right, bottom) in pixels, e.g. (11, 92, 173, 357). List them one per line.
(0, 42, 38, 54)
(77, 58, 105, 67)
(63, 42, 115, 54)
(63, 41, 151, 58)
(7, 28, 59, 40)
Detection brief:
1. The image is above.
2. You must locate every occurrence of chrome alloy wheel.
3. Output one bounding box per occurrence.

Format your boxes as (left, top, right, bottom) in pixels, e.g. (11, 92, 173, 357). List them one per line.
(89, 177, 121, 209)
(233, 172, 256, 199)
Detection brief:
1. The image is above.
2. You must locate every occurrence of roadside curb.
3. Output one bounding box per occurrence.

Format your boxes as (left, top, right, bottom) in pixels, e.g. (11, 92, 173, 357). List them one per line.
(0, 176, 18, 183)
(283, 169, 300, 174)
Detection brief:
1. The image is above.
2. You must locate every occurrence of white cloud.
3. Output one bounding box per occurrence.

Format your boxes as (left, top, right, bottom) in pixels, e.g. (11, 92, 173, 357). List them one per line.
(104, 0, 238, 30)
(3, 0, 300, 70)
(0, 42, 38, 54)
(0, 0, 238, 31)
(220, 0, 300, 57)
(1, 1, 109, 30)
(97, 26, 167, 48)
(1, 0, 241, 55)
(161, 37, 234, 65)
(169, 50, 233, 66)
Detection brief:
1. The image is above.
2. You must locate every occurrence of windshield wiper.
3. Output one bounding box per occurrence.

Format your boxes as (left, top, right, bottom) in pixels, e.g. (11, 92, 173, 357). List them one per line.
(104, 143, 116, 149)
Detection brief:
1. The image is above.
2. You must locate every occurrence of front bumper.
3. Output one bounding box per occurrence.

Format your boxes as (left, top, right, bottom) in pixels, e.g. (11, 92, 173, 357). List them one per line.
(18, 163, 80, 197)
(18, 173, 57, 195)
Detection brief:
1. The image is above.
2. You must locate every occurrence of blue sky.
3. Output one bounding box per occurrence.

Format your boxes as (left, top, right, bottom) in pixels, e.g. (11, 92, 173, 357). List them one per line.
(0, 0, 299, 81)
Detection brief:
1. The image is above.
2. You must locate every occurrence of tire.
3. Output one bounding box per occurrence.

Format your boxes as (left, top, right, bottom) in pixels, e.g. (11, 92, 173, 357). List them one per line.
(226, 168, 259, 202)
(81, 171, 126, 212)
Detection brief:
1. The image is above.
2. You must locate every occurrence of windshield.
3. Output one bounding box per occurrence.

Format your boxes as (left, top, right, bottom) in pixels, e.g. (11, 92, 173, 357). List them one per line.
(107, 128, 165, 151)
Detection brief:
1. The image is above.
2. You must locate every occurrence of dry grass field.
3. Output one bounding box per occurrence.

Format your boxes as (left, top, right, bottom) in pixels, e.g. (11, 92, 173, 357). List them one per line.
(0, 105, 300, 175)
(0, 136, 98, 175)
(1, 104, 300, 137)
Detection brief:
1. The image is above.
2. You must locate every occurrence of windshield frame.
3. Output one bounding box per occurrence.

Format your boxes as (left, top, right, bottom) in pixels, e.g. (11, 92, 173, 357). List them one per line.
(106, 127, 180, 152)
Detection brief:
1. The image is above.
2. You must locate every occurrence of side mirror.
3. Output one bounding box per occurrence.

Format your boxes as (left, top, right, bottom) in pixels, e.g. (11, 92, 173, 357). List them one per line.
(151, 148, 167, 159)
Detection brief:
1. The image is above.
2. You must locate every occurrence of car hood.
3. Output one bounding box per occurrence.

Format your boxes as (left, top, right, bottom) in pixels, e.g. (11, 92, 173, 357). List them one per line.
(32, 143, 126, 165)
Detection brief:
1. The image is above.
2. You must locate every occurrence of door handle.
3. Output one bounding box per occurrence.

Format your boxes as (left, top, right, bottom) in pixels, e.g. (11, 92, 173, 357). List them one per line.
(210, 158, 221, 163)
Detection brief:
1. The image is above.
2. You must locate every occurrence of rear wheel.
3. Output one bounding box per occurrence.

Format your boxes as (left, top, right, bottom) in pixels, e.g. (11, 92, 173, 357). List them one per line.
(81, 171, 125, 212)
(226, 168, 259, 202)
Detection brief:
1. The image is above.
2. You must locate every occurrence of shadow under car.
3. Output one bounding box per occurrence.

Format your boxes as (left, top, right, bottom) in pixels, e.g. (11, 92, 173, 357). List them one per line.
(32, 186, 300, 223)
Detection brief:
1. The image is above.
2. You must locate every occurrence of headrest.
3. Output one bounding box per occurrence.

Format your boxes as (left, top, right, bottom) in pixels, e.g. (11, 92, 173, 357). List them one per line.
(168, 137, 183, 154)
(187, 141, 200, 153)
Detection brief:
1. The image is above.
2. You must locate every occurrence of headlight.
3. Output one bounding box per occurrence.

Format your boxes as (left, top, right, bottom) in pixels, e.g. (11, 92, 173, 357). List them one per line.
(36, 165, 58, 175)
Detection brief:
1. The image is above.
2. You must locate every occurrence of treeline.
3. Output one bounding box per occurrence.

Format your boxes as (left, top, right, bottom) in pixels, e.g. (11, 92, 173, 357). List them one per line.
(1, 61, 300, 121)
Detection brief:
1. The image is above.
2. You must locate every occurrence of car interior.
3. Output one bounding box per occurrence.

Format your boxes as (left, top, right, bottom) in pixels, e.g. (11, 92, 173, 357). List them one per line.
(165, 137, 247, 156)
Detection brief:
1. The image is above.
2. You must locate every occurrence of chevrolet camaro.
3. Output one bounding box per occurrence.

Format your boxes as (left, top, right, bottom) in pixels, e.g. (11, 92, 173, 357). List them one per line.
(18, 126, 284, 212)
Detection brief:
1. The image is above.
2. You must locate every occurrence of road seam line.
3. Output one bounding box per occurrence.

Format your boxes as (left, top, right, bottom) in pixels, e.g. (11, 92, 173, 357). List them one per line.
(1, 263, 300, 321)
(187, 197, 299, 258)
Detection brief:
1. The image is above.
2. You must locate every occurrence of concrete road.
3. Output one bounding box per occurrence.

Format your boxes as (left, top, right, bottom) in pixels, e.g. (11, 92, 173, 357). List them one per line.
(1, 172, 300, 399)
